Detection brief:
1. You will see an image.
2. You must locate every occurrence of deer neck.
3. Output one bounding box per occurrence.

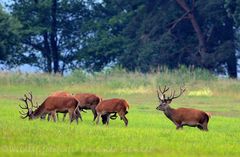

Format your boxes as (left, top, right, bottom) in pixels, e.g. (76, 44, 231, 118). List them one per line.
(31, 105, 45, 119)
(163, 106, 175, 122)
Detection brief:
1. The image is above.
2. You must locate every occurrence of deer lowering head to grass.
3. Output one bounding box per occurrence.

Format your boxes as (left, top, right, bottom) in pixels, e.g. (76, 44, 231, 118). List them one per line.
(95, 98, 129, 126)
(74, 93, 102, 121)
(156, 86, 211, 131)
(19, 92, 81, 124)
(42, 91, 81, 121)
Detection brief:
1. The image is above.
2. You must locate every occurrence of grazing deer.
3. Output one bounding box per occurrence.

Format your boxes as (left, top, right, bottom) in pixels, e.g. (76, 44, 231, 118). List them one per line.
(50, 91, 72, 97)
(95, 98, 129, 126)
(44, 91, 78, 121)
(19, 92, 81, 123)
(156, 86, 211, 131)
(74, 93, 102, 121)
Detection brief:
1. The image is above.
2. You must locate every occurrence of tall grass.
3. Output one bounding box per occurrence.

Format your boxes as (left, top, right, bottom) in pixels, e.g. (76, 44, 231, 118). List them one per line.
(0, 66, 216, 88)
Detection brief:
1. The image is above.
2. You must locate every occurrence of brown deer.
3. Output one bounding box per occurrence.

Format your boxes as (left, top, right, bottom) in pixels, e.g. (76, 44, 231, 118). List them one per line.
(50, 91, 72, 97)
(95, 98, 129, 126)
(19, 92, 81, 123)
(74, 93, 102, 121)
(43, 91, 80, 121)
(156, 86, 211, 131)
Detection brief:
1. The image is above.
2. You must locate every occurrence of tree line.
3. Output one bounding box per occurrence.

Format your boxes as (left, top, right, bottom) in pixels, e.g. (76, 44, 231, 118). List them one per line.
(0, 0, 239, 78)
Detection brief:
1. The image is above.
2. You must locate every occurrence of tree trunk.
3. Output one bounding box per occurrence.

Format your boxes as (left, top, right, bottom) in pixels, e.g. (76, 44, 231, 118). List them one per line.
(225, 18, 237, 78)
(227, 51, 237, 78)
(50, 0, 59, 73)
(43, 32, 52, 73)
(175, 0, 207, 64)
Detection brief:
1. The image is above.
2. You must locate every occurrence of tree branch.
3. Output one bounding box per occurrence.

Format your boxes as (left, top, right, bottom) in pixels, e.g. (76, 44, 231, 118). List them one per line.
(168, 11, 190, 32)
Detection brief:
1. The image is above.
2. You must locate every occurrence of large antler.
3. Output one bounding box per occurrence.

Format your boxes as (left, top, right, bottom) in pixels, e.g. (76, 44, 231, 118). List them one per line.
(167, 87, 186, 100)
(19, 92, 34, 119)
(26, 92, 38, 108)
(157, 85, 169, 101)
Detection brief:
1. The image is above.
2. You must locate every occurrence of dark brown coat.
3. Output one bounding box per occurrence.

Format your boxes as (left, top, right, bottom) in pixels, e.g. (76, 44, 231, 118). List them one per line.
(74, 93, 102, 121)
(95, 98, 129, 126)
(157, 105, 210, 130)
(156, 86, 211, 131)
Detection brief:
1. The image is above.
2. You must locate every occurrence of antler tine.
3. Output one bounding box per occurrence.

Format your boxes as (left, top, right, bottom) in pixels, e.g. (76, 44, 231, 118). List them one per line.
(156, 89, 162, 101)
(18, 93, 32, 118)
(164, 86, 169, 93)
(26, 91, 36, 108)
(159, 85, 169, 93)
(171, 86, 186, 100)
(19, 96, 29, 110)
(19, 110, 27, 116)
(158, 85, 170, 100)
(20, 114, 28, 119)
(168, 90, 175, 100)
(19, 104, 28, 110)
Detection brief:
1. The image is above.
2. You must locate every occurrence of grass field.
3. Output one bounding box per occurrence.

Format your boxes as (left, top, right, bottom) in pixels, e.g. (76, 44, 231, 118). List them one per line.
(0, 68, 240, 157)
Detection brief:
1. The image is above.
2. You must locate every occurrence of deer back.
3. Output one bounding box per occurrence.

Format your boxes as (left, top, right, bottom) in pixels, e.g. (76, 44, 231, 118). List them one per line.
(74, 93, 101, 108)
(43, 96, 79, 112)
(50, 91, 72, 97)
(172, 108, 209, 123)
(96, 98, 129, 113)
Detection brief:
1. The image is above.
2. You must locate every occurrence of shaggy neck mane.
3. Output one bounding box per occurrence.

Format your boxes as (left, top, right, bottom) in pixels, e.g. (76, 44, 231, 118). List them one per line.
(164, 106, 175, 122)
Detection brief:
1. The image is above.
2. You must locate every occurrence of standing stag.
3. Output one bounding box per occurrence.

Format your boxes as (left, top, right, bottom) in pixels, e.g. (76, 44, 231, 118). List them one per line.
(156, 86, 211, 131)
(95, 98, 129, 126)
(19, 92, 81, 123)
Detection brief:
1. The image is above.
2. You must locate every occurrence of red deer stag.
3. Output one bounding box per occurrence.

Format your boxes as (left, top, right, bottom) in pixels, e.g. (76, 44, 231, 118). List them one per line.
(74, 93, 102, 121)
(19, 92, 80, 124)
(95, 98, 129, 126)
(156, 86, 211, 131)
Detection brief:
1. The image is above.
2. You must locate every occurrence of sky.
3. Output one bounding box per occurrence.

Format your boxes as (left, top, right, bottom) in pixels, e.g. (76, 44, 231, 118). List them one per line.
(0, 0, 13, 7)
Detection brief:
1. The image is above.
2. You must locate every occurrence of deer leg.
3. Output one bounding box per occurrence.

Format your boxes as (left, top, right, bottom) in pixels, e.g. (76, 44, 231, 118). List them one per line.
(75, 108, 82, 121)
(96, 113, 101, 125)
(75, 112, 79, 124)
(101, 114, 108, 124)
(92, 108, 97, 121)
(62, 113, 67, 121)
(56, 113, 59, 121)
(51, 112, 57, 122)
(106, 114, 111, 125)
(47, 113, 51, 121)
(70, 113, 74, 123)
(118, 110, 128, 126)
(68, 110, 75, 123)
(121, 115, 128, 126)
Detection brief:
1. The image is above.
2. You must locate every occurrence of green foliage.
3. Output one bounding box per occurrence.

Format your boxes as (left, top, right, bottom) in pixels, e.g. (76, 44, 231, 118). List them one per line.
(0, 5, 22, 64)
(0, 0, 239, 78)
(81, 0, 238, 77)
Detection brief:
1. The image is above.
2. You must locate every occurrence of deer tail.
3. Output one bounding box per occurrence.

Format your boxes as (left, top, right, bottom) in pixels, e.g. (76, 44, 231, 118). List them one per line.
(122, 100, 129, 111)
(206, 112, 212, 118)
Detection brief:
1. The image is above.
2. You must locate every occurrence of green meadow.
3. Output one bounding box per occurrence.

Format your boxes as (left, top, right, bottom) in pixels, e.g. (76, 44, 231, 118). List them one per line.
(0, 67, 240, 157)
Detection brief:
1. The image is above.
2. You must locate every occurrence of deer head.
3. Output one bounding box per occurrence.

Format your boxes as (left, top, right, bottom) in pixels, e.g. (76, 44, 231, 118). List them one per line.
(156, 86, 185, 111)
(19, 92, 38, 119)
